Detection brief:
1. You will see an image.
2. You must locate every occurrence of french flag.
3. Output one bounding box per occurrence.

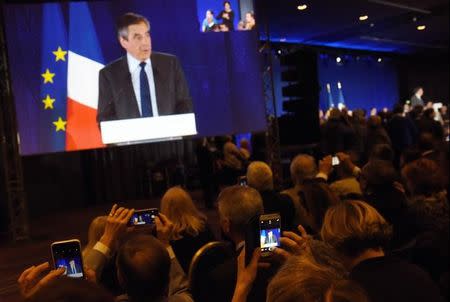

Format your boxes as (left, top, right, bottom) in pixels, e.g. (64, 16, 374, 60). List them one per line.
(66, 2, 105, 151)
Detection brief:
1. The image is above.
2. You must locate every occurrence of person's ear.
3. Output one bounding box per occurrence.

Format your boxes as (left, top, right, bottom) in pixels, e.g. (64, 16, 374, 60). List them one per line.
(119, 36, 128, 50)
(221, 217, 231, 235)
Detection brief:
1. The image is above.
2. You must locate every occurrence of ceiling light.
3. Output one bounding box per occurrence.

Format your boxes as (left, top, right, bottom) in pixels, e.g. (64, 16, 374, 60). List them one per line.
(417, 25, 426, 31)
(336, 57, 342, 63)
(359, 15, 369, 21)
(297, 4, 308, 10)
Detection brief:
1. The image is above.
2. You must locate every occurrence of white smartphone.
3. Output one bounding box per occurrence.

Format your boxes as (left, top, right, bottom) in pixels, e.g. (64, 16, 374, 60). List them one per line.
(51, 239, 84, 279)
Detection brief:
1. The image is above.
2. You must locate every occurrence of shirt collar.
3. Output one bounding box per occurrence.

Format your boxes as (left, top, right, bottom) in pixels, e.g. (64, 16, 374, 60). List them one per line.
(127, 52, 151, 73)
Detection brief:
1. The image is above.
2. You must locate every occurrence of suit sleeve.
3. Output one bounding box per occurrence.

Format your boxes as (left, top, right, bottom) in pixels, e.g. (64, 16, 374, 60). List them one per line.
(173, 57, 193, 114)
(97, 69, 116, 123)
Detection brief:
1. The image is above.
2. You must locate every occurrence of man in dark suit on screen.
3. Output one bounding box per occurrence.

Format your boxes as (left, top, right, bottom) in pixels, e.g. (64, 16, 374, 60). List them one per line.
(97, 13, 193, 123)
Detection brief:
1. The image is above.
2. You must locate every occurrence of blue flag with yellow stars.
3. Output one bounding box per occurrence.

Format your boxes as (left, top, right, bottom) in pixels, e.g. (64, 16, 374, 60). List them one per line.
(39, 3, 68, 152)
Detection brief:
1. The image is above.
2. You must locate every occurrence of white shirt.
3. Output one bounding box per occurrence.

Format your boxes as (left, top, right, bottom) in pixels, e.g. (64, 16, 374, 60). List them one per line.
(127, 53, 159, 117)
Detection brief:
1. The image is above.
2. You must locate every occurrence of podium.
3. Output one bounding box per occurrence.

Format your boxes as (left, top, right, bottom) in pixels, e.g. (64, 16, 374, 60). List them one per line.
(100, 113, 197, 145)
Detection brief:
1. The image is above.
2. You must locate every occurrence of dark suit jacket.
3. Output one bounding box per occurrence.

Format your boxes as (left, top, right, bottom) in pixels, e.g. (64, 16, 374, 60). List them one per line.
(97, 52, 193, 122)
(410, 95, 424, 107)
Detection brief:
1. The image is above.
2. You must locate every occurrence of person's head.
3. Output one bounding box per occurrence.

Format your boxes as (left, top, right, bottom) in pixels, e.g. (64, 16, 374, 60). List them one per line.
(367, 115, 382, 129)
(267, 253, 369, 302)
(117, 13, 151, 61)
(83, 216, 107, 256)
(245, 12, 255, 24)
(413, 86, 424, 98)
(402, 158, 445, 197)
(418, 132, 435, 152)
(116, 234, 171, 301)
(219, 23, 230, 32)
(160, 186, 206, 239)
(369, 144, 394, 162)
(206, 9, 214, 21)
(321, 200, 392, 262)
(328, 108, 342, 121)
(27, 277, 114, 302)
(359, 160, 399, 195)
(224, 1, 231, 11)
(246, 161, 274, 191)
(290, 154, 317, 186)
(240, 138, 250, 151)
(217, 185, 263, 242)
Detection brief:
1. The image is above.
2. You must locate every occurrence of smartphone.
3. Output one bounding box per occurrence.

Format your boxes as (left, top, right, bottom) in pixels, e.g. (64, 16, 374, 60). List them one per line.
(128, 208, 159, 226)
(238, 176, 247, 186)
(332, 156, 340, 166)
(259, 213, 281, 257)
(51, 239, 84, 279)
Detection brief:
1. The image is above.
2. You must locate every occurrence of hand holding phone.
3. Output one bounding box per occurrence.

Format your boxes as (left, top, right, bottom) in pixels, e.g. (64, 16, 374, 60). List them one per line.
(51, 239, 85, 279)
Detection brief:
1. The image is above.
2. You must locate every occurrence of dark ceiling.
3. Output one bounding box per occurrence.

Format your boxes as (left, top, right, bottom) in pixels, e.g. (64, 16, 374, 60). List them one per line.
(257, 0, 449, 53)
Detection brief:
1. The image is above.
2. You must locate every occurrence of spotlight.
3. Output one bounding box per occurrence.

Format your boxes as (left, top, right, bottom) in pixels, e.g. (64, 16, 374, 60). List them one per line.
(359, 15, 369, 21)
(377, 58, 382, 63)
(417, 25, 426, 31)
(297, 4, 308, 10)
(336, 56, 342, 63)
(277, 49, 282, 55)
(370, 23, 375, 27)
(413, 17, 417, 22)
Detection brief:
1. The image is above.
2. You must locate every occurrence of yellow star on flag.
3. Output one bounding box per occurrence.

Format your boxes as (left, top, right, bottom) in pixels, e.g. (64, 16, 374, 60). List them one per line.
(52, 46, 67, 62)
(42, 94, 56, 109)
(53, 117, 67, 132)
(41, 68, 55, 84)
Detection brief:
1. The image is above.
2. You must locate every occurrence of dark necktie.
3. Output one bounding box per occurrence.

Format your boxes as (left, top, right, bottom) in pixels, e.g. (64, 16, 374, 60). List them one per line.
(139, 62, 153, 117)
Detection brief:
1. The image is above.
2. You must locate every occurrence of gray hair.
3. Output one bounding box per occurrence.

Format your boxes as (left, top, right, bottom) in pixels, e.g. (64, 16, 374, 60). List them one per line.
(247, 161, 273, 191)
(217, 186, 264, 234)
(117, 12, 150, 40)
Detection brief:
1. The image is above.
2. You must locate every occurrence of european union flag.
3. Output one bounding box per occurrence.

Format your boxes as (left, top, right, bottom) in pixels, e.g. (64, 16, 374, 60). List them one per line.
(40, 3, 68, 152)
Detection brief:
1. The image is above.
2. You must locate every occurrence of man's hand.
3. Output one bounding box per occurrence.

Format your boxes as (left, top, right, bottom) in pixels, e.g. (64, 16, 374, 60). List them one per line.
(232, 249, 260, 302)
(319, 155, 333, 176)
(274, 225, 311, 263)
(336, 152, 355, 172)
(18, 262, 65, 299)
(100, 204, 134, 249)
(154, 213, 174, 247)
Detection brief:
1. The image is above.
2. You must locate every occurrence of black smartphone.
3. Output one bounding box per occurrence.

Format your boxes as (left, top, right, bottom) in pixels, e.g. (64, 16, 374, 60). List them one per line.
(332, 156, 340, 166)
(51, 239, 85, 279)
(238, 176, 247, 186)
(259, 213, 281, 257)
(128, 208, 159, 226)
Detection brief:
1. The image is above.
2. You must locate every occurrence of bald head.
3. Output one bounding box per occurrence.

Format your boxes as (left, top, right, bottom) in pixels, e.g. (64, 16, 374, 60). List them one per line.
(290, 154, 317, 185)
(247, 161, 273, 191)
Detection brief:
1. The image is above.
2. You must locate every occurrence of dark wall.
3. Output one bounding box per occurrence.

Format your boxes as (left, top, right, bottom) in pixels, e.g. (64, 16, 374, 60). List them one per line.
(397, 53, 449, 104)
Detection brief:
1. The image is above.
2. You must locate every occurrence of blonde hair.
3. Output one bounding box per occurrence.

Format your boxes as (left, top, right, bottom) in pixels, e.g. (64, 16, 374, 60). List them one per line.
(321, 200, 392, 257)
(246, 161, 273, 191)
(160, 187, 206, 240)
(83, 216, 107, 258)
(267, 253, 369, 302)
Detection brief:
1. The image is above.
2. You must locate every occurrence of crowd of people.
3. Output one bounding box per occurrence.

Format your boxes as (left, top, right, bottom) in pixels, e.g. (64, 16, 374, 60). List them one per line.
(202, 1, 256, 32)
(16, 100, 449, 302)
